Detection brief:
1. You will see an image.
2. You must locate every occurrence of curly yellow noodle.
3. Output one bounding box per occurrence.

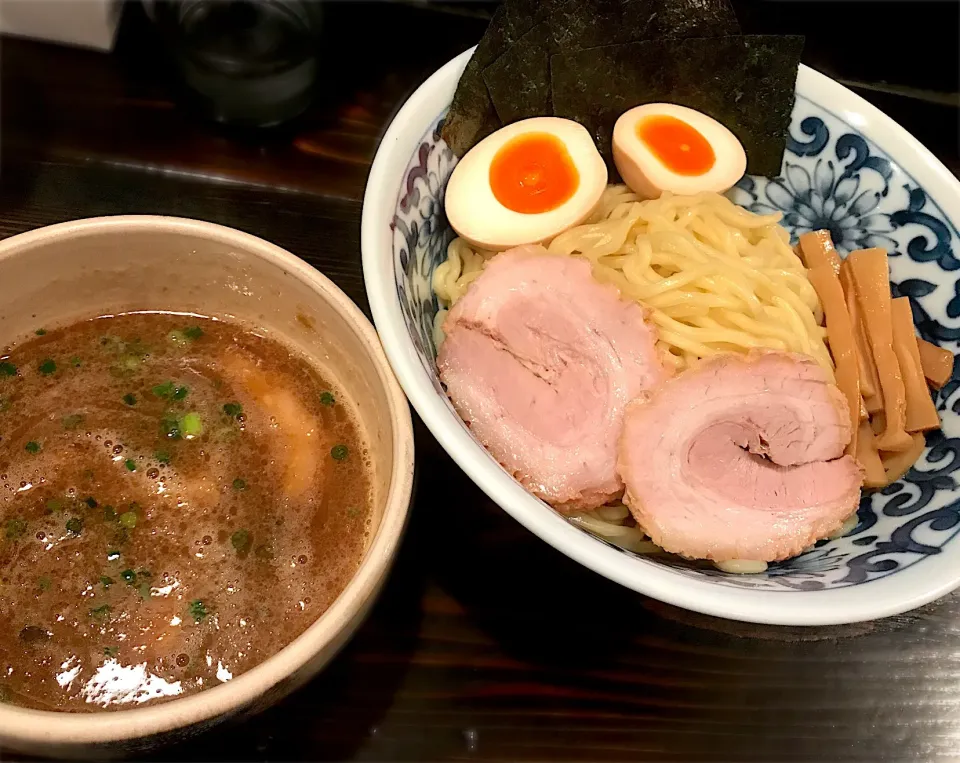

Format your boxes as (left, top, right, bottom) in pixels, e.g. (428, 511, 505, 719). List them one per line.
(723, 311, 799, 345)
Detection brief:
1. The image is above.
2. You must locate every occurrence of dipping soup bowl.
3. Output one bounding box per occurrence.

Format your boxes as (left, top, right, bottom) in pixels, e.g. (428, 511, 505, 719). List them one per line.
(0, 216, 414, 757)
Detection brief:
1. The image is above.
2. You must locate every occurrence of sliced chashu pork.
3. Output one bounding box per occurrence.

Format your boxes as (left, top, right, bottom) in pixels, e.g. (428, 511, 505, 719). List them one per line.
(439, 245, 665, 512)
(618, 351, 863, 562)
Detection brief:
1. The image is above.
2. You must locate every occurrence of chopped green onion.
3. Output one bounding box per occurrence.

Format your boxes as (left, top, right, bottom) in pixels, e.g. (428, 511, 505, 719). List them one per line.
(24, 441, 40, 454)
(34, 328, 46, 336)
(230, 529, 251, 554)
(45, 498, 63, 513)
(154, 381, 187, 400)
(38, 359, 56, 375)
(120, 569, 136, 584)
(103, 646, 119, 658)
(103, 505, 117, 521)
(223, 402, 243, 418)
(65, 517, 83, 535)
(124, 459, 136, 472)
(154, 450, 171, 465)
(62, 413, 84, 430)
(331, 444, 349, 461)
(122, 393, 137, 406)
(188, 599, 208, 623)
(38, 576, 51, 591)
(89, 604, 112, 620)
(100, 575, 114, 588)
(152, 381, 174, 398)
(232, 478, 246, 491)
(85, 496, 98, 509)
(179, 412, 203, 439)
(118, 511, 137, 529)
(4, 518, 27, 539)
(182, 326, 204, 340)
(0, 362, 16, 376)
(70, 357, 82, 368)
(320, 391, 335, 407)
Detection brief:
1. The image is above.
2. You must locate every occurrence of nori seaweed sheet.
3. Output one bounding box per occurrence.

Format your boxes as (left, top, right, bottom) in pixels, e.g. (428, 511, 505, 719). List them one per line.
(483, 22, 558, 125)
(551, 35, 804, 177)
(643, 0, 740, 40)
(441, 0, 561, 155)
(547, 0, 738, 50)
(481, 0, 739, 137)
(548, 0, 655, 49)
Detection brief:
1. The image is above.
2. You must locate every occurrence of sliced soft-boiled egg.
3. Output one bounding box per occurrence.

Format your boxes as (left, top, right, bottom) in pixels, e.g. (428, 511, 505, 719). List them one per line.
(612, 104, 746, 199)
(444, 117, 607, 250)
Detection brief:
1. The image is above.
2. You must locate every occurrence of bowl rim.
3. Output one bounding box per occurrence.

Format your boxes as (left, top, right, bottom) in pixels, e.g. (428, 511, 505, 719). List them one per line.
(361, 47, 960, 626)
(0, 215, 415, 745)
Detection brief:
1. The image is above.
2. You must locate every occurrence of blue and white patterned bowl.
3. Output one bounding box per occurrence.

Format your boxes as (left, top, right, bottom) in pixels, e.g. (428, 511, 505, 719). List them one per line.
(362, 48, 960, 625)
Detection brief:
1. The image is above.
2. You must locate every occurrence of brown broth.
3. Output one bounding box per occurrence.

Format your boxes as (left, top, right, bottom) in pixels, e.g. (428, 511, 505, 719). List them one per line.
(0, 313, 372, 711)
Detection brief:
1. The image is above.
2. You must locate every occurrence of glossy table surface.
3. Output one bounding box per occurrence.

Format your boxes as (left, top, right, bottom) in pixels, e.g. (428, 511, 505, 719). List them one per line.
(1, 1, 959, 760)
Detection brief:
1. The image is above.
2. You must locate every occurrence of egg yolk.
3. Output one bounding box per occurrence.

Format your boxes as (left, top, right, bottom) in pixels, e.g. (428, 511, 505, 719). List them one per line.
(636, 115, 716, 176)
(489, 132, 580, 214)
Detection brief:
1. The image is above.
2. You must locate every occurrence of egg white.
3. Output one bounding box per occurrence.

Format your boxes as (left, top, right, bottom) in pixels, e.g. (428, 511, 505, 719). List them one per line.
(444, 117, 608, 251)
(612, 103, 746, 199)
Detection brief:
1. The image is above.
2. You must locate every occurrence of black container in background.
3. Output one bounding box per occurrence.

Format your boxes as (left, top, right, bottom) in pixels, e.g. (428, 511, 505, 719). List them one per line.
(146, 0, 322, 128)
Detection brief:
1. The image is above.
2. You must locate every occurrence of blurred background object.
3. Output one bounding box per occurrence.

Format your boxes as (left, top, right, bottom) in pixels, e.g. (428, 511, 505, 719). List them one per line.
(145, 0, 322, 127)
(0, 0, 121, 51)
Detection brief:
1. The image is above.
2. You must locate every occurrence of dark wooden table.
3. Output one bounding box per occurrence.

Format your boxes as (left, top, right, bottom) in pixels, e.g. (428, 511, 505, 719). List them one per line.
(2, 2, 960, 760)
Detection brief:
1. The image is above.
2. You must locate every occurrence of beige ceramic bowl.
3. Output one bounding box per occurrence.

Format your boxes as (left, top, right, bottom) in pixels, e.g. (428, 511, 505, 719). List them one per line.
(0, 216, 415, 758)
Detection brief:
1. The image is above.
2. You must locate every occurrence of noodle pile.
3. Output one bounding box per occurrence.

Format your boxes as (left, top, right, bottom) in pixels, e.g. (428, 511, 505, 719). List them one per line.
(432, 188, 836, 572)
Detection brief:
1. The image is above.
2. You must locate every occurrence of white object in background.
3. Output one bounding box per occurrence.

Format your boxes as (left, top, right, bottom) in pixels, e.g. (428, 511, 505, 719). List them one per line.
(0, 0, 121, 51)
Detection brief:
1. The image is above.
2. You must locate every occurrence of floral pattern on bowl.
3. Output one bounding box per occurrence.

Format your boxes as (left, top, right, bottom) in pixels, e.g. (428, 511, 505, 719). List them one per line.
(391, 118, 457, 395)
(391, 96, 960, 593)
